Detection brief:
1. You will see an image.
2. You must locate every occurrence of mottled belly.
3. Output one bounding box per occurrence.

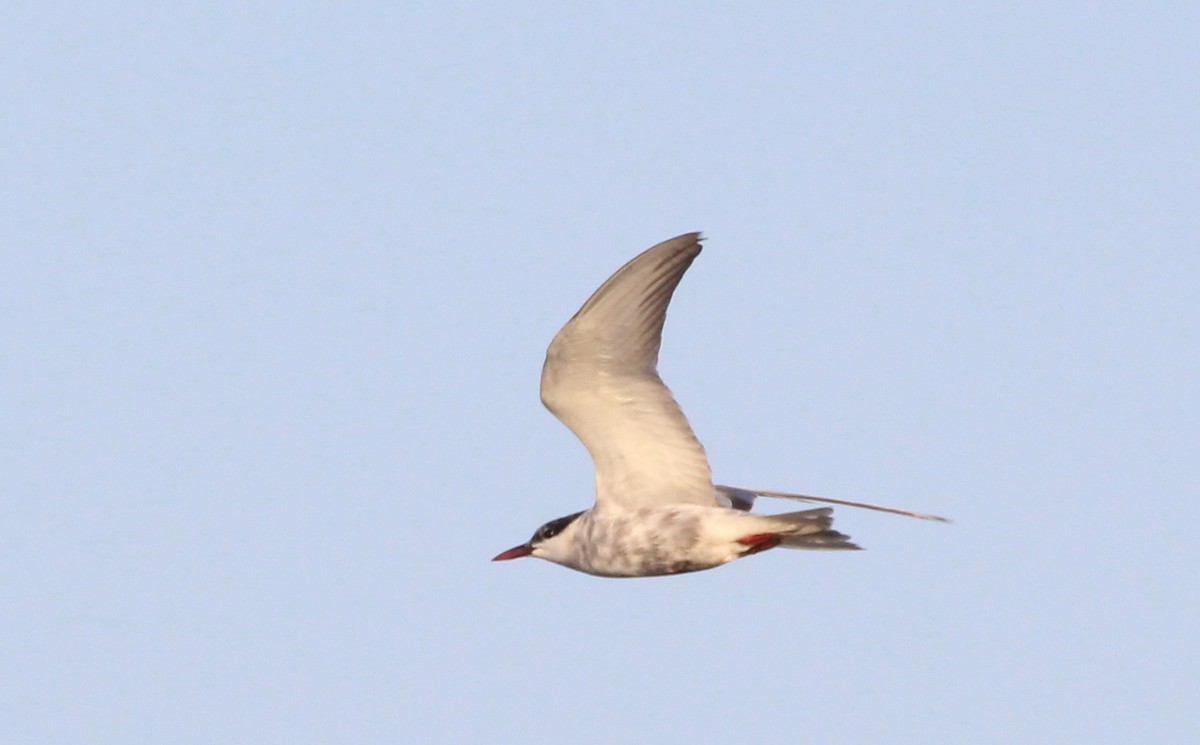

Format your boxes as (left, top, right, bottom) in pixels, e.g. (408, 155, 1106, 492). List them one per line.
(576, 508, 724, 577)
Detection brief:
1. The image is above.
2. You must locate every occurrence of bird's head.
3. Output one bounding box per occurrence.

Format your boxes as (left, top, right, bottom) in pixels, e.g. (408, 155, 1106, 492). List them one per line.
(492, 510, 585, 565)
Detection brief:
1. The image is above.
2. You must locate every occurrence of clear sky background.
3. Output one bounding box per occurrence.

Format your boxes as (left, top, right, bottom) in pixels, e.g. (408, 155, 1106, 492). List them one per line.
(5, 4, 1198, 744)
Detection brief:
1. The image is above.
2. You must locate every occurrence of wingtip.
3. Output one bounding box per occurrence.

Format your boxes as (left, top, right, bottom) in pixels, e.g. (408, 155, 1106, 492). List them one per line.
(731, 486, 952, 524)
(661, 231, 704, 255)
(908, 512, 953, 523)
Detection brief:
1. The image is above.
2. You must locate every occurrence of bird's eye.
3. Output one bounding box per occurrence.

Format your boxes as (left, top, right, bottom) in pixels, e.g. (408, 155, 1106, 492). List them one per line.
(532, 512, 583, 543)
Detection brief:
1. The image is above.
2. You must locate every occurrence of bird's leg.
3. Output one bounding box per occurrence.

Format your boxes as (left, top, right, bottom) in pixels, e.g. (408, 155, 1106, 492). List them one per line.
(737, 533, 782, 556)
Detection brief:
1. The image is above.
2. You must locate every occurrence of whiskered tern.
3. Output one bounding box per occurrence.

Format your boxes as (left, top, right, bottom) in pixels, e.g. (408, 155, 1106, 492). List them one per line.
(494, 233, 947, 577)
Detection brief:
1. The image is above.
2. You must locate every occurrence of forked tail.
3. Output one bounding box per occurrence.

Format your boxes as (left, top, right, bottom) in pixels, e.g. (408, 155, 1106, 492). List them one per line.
(764, 507, 861, 551)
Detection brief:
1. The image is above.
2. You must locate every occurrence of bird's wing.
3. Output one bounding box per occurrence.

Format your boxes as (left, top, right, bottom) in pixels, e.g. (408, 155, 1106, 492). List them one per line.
(540, 233, 718, 510)
(716, 485, 951, 522)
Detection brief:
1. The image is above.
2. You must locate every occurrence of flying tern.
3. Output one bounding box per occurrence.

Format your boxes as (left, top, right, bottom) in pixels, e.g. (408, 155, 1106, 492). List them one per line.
(493, 233, 947, 577)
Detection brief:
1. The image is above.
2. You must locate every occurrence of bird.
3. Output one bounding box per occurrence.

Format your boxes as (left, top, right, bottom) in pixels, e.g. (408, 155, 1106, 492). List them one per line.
(493, 233, 947, 577)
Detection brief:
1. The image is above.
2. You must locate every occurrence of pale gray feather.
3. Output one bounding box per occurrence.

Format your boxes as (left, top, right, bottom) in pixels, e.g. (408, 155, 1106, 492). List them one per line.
(716, 484, 950, 522)
(540, 233, 718, 510)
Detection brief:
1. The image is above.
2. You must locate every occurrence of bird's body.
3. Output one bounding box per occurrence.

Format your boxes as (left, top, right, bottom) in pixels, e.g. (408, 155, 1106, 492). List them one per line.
(493, 233, 946, 577)
(526, 503, 847, 578)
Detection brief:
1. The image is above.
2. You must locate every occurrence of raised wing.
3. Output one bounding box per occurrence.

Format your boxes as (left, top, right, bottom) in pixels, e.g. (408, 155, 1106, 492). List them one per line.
(540, 233, 717, 510)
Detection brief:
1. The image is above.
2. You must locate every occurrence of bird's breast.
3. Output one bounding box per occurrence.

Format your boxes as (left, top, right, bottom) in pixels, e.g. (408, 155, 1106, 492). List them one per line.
(572, 506, 727, 577)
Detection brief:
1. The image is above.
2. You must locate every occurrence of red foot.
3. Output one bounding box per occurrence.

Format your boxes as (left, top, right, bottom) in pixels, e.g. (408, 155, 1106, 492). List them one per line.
(737, 533, 781, 556)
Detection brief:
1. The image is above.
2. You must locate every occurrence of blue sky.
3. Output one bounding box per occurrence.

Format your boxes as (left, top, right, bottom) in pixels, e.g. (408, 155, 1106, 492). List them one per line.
(4, 4, 1198, 743)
